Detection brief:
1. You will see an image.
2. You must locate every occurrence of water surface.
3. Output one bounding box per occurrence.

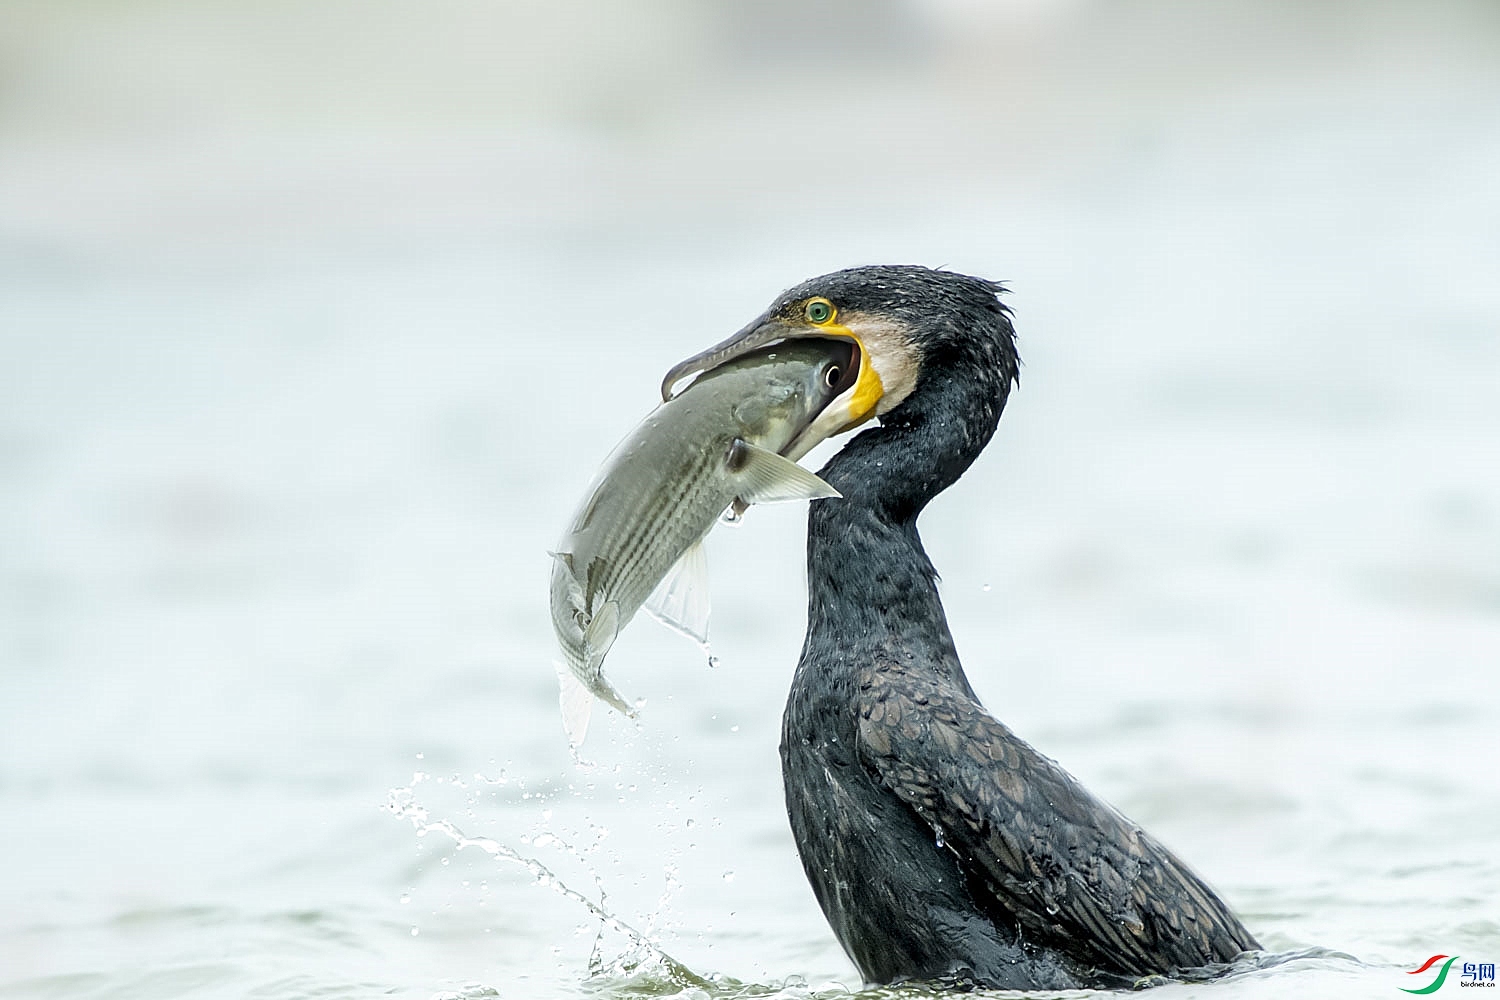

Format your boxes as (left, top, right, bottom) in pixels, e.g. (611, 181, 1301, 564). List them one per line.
(3, 2, 1499, 997)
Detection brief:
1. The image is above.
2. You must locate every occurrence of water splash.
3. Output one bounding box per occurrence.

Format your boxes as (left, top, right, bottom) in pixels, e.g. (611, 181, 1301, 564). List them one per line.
(574, 968, 989, 999)
(386, 773, 692, 978)
(430, 985, 501, 1000)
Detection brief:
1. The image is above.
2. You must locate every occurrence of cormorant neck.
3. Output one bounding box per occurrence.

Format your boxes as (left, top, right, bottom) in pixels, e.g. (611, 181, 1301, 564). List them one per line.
(821, 368, 1005, 522)
(800, 372, 1007, 678)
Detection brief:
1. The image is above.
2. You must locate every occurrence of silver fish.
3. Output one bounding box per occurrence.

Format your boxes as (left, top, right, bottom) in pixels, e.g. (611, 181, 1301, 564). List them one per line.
(550, 339, 859, 744)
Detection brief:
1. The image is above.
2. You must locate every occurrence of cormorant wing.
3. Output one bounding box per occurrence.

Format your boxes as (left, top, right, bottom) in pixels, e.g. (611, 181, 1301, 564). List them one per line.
(854, 660, 1259, 978)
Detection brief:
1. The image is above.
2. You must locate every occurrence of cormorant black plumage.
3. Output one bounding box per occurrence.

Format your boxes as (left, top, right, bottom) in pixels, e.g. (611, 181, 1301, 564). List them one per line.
(771, 266, 1260, 990)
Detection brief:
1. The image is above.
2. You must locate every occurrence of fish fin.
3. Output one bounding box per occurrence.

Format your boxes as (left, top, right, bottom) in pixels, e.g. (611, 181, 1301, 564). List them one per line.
(548, 550, 574, 573)
(555, 662, 595, 747)
(730, 440, 842, 505)
(594, 676, 635, 718)
(644, 539, 711, 645)
(584, 600, 621, 668)
(581, 601, 637, 718)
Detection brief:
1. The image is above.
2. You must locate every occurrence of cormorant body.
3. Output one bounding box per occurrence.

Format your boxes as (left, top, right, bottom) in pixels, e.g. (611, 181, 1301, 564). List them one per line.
(768, 266, 1260, 989)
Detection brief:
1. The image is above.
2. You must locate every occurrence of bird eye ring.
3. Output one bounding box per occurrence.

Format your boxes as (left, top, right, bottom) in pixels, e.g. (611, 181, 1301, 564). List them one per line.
(804, 298, 834, 324)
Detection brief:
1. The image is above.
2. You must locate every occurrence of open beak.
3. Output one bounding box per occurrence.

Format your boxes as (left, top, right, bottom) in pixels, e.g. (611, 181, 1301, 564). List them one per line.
(661, 316, 889, 461)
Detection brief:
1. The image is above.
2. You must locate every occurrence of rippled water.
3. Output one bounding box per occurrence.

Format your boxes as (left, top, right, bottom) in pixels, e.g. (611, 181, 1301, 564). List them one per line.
(4, 2, 1500, 998)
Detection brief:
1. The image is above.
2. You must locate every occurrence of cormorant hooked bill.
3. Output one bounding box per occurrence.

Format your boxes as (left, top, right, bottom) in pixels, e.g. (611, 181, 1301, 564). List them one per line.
(664, 266, 1260, 990)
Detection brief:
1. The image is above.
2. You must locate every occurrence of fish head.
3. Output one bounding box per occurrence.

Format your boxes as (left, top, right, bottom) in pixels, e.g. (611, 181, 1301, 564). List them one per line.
(660, 274, 927, 460)
(682, 338, 862, 454)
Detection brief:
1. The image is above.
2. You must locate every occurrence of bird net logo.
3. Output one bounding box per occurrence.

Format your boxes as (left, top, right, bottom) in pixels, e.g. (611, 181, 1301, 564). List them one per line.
(1403, 955, 1497, 993)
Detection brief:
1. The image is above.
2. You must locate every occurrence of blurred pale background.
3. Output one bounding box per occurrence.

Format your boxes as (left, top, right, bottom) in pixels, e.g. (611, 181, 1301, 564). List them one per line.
(2, 2, 1499, 999)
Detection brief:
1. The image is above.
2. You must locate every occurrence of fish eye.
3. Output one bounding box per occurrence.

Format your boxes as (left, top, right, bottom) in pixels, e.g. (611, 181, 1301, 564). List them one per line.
(823, 365, 842, 389)
(804, 298, 834, 324)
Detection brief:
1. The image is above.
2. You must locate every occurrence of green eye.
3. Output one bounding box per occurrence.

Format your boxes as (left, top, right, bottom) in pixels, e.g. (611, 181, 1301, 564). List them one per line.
(805, 299, 834, 324)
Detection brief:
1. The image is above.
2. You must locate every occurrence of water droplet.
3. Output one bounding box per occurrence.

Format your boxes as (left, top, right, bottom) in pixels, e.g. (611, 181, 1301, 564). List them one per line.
(981, 583, 992, 593)
(399, 894, 411, 905)
(410, 926, 420, 936)
(416, 752, 424, 760)
(729, 725, 739, 733)
(722, 871, 735, 882)
(707, 655, 720, 669)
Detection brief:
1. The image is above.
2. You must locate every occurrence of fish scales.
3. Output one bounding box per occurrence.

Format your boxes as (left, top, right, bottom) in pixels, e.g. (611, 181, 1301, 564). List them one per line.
(606, 418, 724, 609)
(628, 447, 712, 582)
(599, 443, 714, 614)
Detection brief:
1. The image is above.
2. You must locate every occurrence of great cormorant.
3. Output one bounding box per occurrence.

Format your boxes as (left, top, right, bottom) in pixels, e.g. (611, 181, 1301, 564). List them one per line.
(663, 265, 1260, 990)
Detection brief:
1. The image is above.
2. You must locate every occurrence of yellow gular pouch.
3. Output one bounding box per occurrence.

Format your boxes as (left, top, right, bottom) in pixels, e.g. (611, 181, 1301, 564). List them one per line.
(828, 324, 884, 429)
(800, 297, 886, 431)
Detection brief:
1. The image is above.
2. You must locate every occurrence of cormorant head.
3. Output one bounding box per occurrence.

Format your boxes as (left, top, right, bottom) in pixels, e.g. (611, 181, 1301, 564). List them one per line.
(662, 265, 1019, 460)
